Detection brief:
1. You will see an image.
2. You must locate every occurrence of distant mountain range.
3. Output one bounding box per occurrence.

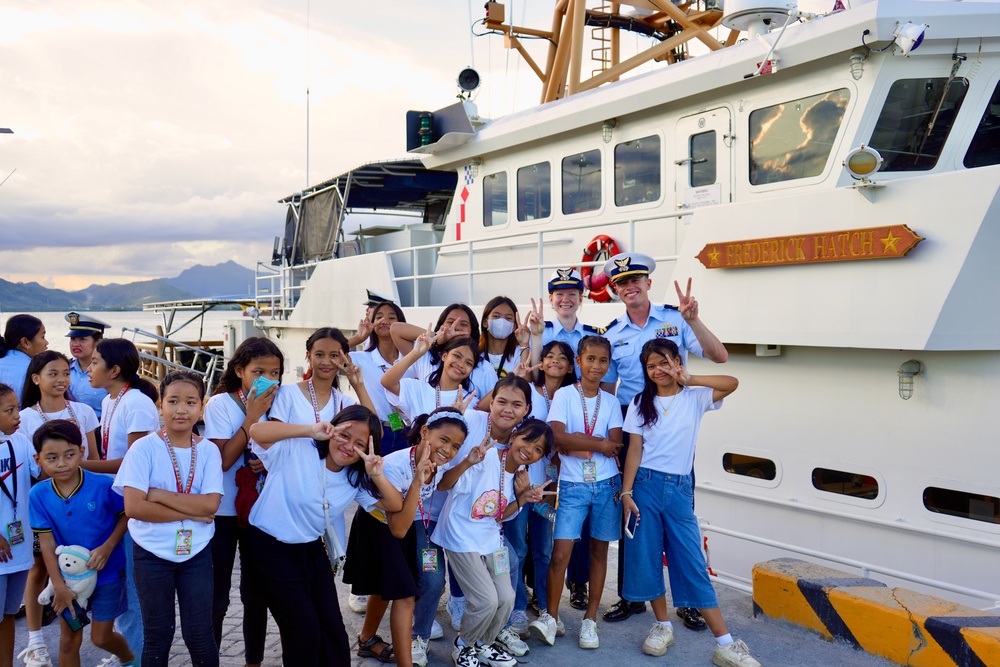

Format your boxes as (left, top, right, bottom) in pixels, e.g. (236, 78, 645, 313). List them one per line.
(0, 261, 256, 311)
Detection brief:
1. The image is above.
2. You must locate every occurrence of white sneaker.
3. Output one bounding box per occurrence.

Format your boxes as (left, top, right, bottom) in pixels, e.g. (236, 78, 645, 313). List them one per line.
(412, 636, 429, 667)
(509, 608, 529, 637)
(579, 617, 599, 649)
(94, 659, 122, 667)
(476, 641, 517, 667)
(642, 623, 674, 656)
(348, 593, 368, 613)
(713, 639, 762, 667)
(453, 638, 480, 667)
(556, 616, 566, 637)
(447, 595, 466, 631)
(496, 626, 529, 657)
(430, 619, 445, 640)
(528, 611, 557, 646)
(18, 644, 52, 667)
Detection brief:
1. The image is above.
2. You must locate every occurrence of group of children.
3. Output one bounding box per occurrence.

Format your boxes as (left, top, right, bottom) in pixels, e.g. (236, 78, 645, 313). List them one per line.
(0, 251, 762, 667)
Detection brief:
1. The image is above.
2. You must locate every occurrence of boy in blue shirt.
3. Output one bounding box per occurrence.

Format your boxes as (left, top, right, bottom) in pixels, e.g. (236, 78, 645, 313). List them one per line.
(29, 419, 135, 667)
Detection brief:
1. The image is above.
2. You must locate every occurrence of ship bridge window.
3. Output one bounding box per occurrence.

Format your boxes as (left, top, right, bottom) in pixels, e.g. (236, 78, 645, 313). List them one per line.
(749, 89, 850, 185)
(870, 77, 969, 171)
(483, 171, 508, 227)
(517, 162, 551, 221)
(723, 453, 776, 480)
(562, 150, 602, 214)
(812, 467, 879, 501)
(689, 131, 717, 187)
(964, 79, 1000, 169)
(615, 135, 661, 206)
(924, 486, 1000, 525)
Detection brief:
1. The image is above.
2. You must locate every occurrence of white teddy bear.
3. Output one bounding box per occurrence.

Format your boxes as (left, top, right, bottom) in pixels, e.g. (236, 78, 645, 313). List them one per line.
(37, 545, 97, 609)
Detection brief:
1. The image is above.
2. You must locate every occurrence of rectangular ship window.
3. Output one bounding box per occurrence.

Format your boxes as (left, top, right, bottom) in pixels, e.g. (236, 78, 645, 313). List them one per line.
(689, 131, 717, 187)
(924, 487, 1000, 524)
(964, 79, 1000, 168)
(614, 135, 661, 206)
(483, 171, 508, 227)
(562, 150, 602, 214)
(723, 453, 776, 480)
(812, 467, 879, 501)
(517, 162, 551, 221)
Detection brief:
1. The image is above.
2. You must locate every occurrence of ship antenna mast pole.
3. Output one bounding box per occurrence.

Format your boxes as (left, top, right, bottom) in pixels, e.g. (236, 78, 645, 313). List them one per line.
(305, 0, 311, 188)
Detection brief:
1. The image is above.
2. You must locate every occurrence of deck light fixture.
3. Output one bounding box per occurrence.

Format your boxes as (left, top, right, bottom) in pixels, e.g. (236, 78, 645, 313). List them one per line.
(602, 119, 617, 144)
(850, 53, 865, 80)
(898, 360, 922, 400)
(893, 22, 927, 57)
(457, 67, 481, 99)
(470, 158, 481, 178)
(844, 145, 883, 182)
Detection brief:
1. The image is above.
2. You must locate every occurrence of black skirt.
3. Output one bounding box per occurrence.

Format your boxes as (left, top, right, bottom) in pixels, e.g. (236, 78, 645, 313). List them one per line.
(343, 506, 418, 600)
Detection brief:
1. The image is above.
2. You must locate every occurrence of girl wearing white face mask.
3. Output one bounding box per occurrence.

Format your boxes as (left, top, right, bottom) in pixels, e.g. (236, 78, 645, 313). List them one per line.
(480, 297, 530, 385)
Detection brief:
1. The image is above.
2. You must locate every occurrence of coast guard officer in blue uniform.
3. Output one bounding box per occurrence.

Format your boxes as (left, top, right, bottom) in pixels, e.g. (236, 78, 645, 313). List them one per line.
(65, 312, 110, 418)
(531, 269, 606, 372)
(599, 252, 727, 628)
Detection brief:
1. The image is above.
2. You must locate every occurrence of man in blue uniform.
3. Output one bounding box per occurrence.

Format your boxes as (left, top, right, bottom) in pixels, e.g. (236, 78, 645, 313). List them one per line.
(65, 312, 110, 419)
(599, 253, 727, 630)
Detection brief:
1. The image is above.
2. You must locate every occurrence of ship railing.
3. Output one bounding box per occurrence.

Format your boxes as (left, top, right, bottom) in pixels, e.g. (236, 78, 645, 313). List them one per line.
(383, 209, 688, 307)
(120, 326, 224, 396)
(253, 261, 316, 319)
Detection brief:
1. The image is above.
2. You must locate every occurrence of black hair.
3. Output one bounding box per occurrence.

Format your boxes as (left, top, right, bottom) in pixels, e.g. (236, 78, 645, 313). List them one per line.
(0, 383, 15, 404)
(160, 370, 206, 402)
(429, 304, 480, 365)
(0, 314, 43, 358)
(533, 340, 577, 389)
(365, 303, 407, 352)
(634, 338, 682, 428)
(305, 327, 350, 390)
(21, 351, 72, 410)
(314, 405, 383, 498)
(578, 334, 612, 358)
(479, 296, 520, 378)
(214, 337, 285, 395)
(406, 407, 470, 447)
(32, 419, 82, 454)
(427, 337, 479, 391)
(95, 338, 159, 403)
(511, 417, 555, 457)
(492, 375, 533, 415)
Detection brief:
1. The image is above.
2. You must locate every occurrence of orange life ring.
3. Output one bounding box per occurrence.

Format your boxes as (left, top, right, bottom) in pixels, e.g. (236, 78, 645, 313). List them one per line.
(579, 235, 621, 303)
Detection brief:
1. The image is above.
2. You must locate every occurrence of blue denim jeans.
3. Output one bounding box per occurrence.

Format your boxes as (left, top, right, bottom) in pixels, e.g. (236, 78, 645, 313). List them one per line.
(527, 508, 554, 609)
(133, 543, 218, 667)
(503, 508, 530, 613)
(116, 533, 144, 667)
(553, 476, 622, 542)
(412, 520, 446, 640)
(621, 469, 718, 609)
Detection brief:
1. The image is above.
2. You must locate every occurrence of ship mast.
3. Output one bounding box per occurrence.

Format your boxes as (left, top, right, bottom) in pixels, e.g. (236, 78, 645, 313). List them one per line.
(483, 0, 739, 103)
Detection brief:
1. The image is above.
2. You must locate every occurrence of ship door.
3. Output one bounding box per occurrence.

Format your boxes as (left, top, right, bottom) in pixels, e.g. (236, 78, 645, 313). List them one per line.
(674, 108, 731, 209)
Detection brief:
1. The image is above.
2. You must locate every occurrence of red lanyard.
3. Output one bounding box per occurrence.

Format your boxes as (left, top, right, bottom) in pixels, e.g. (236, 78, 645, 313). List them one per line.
(576, 383, 600, 436)
(35, 401, 78, 426)
(237, 388, 248, 407)
(498, 450, 509, 533)
(101, 384, 130, 460)
(162, 430, 197, 494)
(410, 446, 433, 541)
(307, 379, 337, 423)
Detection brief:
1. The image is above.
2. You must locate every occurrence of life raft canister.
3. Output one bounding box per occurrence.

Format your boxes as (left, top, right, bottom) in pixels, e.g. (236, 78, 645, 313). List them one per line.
(579, 234, 621, 303)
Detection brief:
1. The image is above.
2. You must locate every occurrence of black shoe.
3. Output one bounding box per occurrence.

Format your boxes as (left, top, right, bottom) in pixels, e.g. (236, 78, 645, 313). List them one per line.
(602, 598, 646, 622)
(676, 606, 707, 631)
(40, 603, 58, 627)
(13, 604, 25, 619)
(569, 583, 589, 610)
(528, 593, 541, 617)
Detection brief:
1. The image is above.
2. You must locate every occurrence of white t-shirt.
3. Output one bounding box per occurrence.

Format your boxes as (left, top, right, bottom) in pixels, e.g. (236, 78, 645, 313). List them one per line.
(385, 378, 461, 424)
(381, 447, 446, 522)
(350, 349, 404, 422)
(548, 385, 623, 483)
(0, 432, 40, 574)
(113, 433, 224, 563)
(202, 393, 268, 517)
(269, 383, 356, 427)
(622, 387, 722, 475)
(431, 447, 519, 556)
(101, 390, 160, 461)
(18, 402, 99, 460)
(410, 353, 496, 403)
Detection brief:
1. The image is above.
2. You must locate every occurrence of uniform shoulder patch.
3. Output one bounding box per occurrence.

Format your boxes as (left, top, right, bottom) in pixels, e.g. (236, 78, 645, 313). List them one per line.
(544, 321, 554, 329)
(660, 303, 679, 312)
(582, 324, 607, 335)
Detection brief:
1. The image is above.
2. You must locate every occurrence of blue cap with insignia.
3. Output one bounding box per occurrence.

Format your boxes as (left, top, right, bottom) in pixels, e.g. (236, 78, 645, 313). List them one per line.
(363, 289, 395, 307)
(64, 312, 111, 338)
(548, 268, 584, 293)
(603, 252, 656, 284)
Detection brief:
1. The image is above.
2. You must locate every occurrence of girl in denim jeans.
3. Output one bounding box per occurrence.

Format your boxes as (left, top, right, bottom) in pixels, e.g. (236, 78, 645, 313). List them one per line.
(619, 339, 760, 667)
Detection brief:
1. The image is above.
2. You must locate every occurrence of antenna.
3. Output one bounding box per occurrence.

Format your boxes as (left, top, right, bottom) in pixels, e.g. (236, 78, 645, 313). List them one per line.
(305, 0, 311, 188)
(0, 168, 16, 189)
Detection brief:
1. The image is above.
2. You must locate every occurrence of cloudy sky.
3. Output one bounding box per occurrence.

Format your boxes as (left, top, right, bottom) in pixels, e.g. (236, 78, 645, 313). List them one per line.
(0, 0, 561, 290)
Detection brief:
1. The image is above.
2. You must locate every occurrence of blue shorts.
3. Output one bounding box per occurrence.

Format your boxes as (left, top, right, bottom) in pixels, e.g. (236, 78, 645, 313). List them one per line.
(0, 569, 29, 615)
(553, 475, 622, 543)
(88, 573, 128, 622)
(621, 469, 718, 609)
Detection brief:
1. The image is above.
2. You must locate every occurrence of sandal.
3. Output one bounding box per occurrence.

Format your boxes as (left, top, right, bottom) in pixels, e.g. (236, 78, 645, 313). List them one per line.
(358, 634, 395, 663)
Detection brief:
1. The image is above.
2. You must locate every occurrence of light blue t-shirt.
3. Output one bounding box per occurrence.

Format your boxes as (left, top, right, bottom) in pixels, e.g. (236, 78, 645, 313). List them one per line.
(69, 358, 107, 419)
(0, 350, 31, 406)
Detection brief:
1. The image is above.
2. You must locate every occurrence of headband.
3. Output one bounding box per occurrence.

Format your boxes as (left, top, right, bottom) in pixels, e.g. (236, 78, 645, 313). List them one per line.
(426, 410, 467, 427)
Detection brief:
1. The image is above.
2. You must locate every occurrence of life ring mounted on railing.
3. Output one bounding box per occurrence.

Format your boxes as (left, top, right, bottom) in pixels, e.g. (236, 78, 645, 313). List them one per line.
(579, 234, 621, 303)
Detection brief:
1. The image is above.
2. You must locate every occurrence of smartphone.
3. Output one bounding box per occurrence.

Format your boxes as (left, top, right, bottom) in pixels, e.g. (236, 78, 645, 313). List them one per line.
(624, 511, 639, 539)
(61, 600, 90, 633)
(250, 376, 280, 397)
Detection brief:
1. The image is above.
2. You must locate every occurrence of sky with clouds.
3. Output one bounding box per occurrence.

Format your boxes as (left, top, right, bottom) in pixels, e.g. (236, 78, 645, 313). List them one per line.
(0, 0, 559, 290)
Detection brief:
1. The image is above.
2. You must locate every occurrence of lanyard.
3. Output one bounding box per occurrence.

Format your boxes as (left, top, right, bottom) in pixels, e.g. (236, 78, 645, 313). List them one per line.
(162, 430, 197, 494)
(35, 401, 78, 426)
(0, 443, 17, 519)
(100, 384, 130, 460)
(237, 388, 248, 407)
(576, 383, 600, 436)
(498, 450, 508, 535)
(541, 385, 551, 412)
(410, 446, 433, 544)
(306, 379, 337, 423)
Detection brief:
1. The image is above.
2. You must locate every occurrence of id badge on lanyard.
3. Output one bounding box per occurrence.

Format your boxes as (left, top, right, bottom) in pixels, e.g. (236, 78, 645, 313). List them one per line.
(421, 548, 439, 572)
(490, 545, 510, 576)
(582, 460, 598, 483)
(175, 529, 193, 557)
(0, 442, 22, 544)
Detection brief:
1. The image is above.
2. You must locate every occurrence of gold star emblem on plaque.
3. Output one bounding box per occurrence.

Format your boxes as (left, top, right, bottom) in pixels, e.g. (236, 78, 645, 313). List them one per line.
(880, 230, 900, 253)
(706, 247, 721, 266)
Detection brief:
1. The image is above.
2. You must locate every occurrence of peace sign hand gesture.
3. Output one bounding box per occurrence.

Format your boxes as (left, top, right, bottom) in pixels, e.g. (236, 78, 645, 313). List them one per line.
(451, 387, 476, 414)
(356, 317, 375, 341)
(522, 480, 556, 505)
(527, 299, 545, 336)
(354, 436, 384, 478)
(310, 420, 345, 441)
(674, 278, 700, 322)
(413, 444, 435, 484)
(514, 312, 531, 348)
(513, 362, 541, 380)
(334, 352, 364, 387)
(467, 434, 494, 465)
(413, 325, 436, 357)
(665, 354, 692, 386)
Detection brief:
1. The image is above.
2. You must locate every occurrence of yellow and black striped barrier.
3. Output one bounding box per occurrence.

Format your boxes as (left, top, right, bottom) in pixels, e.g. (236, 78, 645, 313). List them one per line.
(753, 558, 1000, 667)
